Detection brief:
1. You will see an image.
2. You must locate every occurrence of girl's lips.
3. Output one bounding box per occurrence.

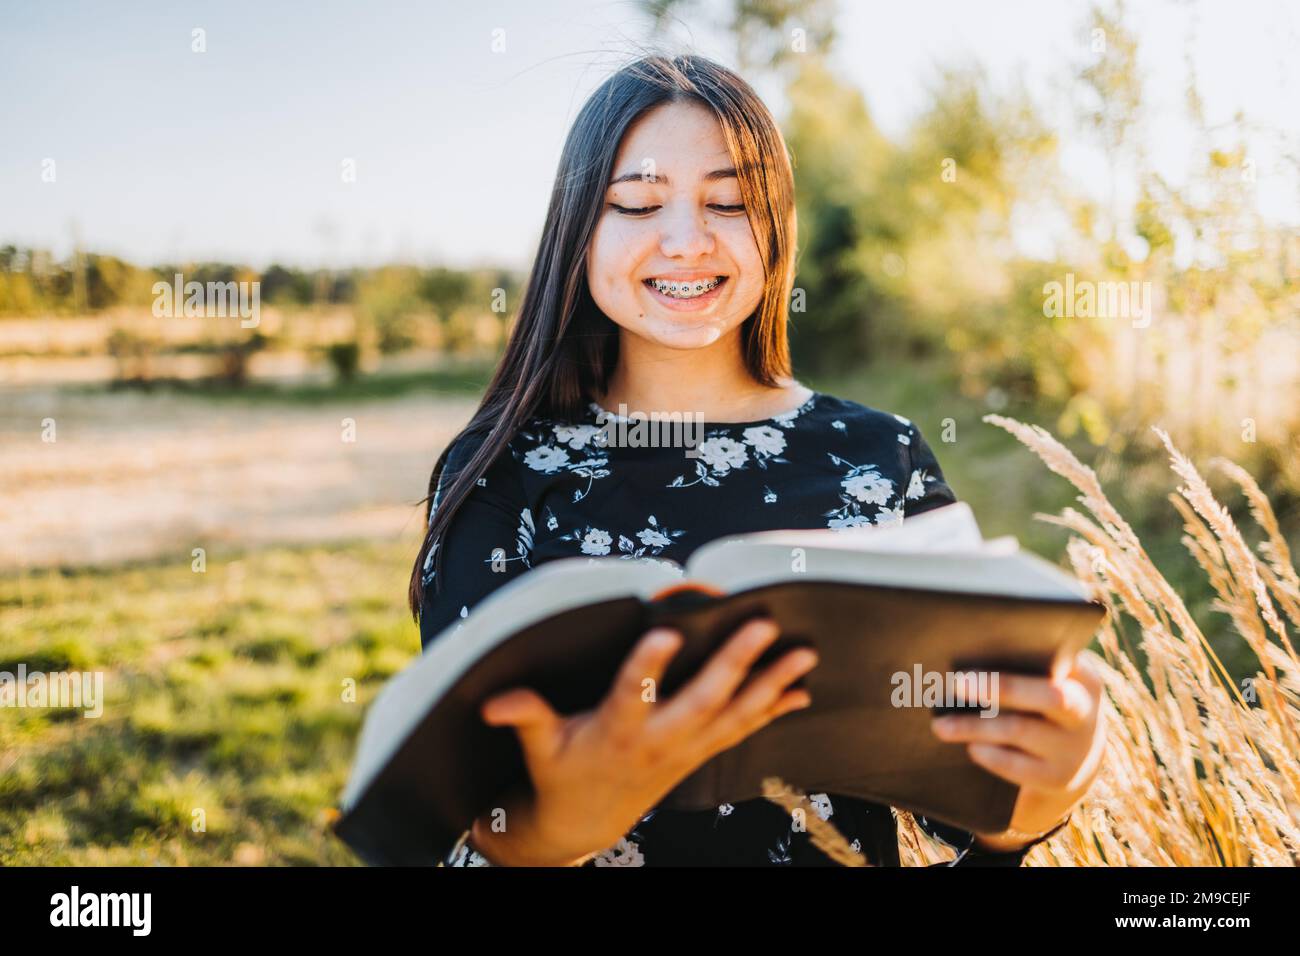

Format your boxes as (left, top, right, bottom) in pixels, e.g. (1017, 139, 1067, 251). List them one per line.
(642, 276, 728, 312)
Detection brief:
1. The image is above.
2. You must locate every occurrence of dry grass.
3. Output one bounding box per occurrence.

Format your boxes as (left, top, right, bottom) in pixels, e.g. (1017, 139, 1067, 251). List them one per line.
(761, 777, 869, 866)
(775, 415, 1300, 866)
(968, 416, 1297, 865)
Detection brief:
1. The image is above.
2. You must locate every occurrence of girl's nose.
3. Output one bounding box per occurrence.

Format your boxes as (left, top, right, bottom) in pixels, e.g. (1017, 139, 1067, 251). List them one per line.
(657, 204, 716, 259)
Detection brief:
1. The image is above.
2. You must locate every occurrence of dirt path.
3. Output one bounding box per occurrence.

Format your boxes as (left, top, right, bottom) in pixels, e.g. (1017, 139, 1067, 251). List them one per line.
(0, 387, 479, 571)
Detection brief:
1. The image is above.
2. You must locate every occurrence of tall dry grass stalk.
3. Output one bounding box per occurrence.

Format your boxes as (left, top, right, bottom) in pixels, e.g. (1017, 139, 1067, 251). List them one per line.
(761, 777, 869, 866)
(910, 414, 1300, 866)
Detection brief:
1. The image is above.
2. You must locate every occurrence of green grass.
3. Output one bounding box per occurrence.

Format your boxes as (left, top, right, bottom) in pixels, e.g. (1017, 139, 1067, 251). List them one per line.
(0, 539, 419, 865)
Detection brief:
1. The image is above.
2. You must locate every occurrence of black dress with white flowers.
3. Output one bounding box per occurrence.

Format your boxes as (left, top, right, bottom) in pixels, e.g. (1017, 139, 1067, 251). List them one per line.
(420, 390, 1031, 867)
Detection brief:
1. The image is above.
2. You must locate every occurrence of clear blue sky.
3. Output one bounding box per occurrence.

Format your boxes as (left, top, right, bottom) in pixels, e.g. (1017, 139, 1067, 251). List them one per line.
(2, 0, 1295, 270)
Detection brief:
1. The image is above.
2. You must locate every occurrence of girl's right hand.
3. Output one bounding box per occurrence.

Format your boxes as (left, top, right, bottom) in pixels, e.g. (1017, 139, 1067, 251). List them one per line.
(466, 616, 816, 866)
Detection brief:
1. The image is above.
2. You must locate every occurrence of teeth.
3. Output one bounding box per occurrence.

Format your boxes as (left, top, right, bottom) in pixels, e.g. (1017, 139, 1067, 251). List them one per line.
(648, 276, 722, 298)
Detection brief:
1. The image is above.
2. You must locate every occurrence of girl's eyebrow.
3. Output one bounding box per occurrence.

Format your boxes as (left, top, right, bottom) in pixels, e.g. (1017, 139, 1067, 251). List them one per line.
(606, 167, 738, 187)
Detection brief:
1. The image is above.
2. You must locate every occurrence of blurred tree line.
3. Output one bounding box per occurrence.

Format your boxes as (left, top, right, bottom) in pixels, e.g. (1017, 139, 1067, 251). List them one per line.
(0, 249, 523, 383)
(0, 249, 517, 343)
(646, 0, 1299, 497)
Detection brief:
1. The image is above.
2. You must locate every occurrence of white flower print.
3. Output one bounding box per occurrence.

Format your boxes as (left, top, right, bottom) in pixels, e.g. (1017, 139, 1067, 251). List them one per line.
(592, 837, 645, 867)
(809, 793, 833, 821)
(876, 502, 905, 528)
(767, 830, 794, 864)
(476, 508, 534, 572)
(825, 453, 901, 530)
(516, 423, 612, 502)
(906, 468, 928, 500)
(718, 803, 735, 817)
(831, 419, 846, 432)
(561, 516, 684, 560)
(668, 435, 749, 489)
(421, 539, 439, 582)
(566, 458, 613, 502)
(514, 508, 534, 564)
(893, 413, 912, 426)
(842, 469, 893, 506)
(579, 528, 612, 556)
(524, 444, 570, 473)
(619, 516, 684, 557)
(553, 422, 601, 450)
(637, 526, 672, 548)
(763, 486, 777, 504)
(664, 398, 814, 490)
(448, 844, 491, 866)
(741, 424, 787, 461)
(897, 432, 911, 446)
(827, 513, 873, 530)
(698, 435, 747, 472)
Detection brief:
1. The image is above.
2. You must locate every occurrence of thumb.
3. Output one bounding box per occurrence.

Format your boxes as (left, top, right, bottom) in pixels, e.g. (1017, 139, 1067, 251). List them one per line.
(481, 687, 561, 757)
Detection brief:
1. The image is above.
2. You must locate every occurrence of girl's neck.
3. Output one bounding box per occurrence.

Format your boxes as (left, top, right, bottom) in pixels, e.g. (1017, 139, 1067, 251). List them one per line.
(592, 330, 810, 423)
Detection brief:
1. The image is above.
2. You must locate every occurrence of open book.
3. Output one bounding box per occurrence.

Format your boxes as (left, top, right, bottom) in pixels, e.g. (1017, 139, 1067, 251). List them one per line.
(334, 503, 1105, 865)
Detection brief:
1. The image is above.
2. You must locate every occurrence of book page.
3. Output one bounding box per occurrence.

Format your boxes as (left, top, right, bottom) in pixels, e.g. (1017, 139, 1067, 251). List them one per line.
(680, 503, 1088, 601)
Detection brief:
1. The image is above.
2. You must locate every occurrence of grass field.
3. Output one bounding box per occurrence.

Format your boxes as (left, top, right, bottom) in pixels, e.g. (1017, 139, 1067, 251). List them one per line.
(0, 539, 416, 865)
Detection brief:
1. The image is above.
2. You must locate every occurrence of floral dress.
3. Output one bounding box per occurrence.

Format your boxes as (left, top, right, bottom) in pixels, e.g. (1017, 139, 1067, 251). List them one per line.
(420, 390, 1031, 867)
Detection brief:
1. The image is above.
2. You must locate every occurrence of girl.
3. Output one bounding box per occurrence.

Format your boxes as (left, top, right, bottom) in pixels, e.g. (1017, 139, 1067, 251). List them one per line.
(411, 54, 1106, 867)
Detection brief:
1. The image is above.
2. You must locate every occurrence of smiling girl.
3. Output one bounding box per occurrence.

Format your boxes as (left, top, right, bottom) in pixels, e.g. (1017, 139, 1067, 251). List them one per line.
(411, 54, 1106, 867)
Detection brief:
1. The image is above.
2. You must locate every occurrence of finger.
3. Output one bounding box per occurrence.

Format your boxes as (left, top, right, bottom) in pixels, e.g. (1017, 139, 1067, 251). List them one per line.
(697, 646, 819, 753)
(985, 672, 1094, 729)
(654, 617, 783, 732)
(1072, 651, 1106, 695)
(768, 687, 814, 720)
(931, 711, 1058, 759)
(481, 687, 563, 762)
(966, 742, 1063, 789)
(597, 626, 683, 731)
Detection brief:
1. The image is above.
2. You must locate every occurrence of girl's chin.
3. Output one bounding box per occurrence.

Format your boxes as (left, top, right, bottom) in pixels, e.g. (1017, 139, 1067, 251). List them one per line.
(636, 316, 730, 348)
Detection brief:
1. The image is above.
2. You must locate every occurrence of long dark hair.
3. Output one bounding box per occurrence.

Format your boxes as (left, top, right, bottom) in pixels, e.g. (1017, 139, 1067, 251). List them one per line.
(408, 52, 799, 620)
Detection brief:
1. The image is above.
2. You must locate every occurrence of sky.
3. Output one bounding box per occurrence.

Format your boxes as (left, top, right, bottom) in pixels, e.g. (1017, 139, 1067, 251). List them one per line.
(1, 0, 1296, 271)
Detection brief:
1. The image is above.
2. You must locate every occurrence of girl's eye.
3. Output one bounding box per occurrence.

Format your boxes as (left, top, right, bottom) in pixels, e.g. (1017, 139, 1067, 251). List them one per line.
(609, 203, 659, 216)
(607, 203, 747, 217)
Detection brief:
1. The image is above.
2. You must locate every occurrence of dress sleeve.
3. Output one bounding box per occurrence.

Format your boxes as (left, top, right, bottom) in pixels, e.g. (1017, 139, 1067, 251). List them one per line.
(418, 430, 535, 653)
(902, 421, 958, 518)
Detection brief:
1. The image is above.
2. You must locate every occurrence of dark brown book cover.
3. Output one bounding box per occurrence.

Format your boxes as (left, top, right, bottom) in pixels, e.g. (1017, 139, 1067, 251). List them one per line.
(333, 578, 1104, 866)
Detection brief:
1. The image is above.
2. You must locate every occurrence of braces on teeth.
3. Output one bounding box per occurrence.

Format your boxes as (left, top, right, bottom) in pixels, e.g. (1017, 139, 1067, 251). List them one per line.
(648, 277, 722, 298)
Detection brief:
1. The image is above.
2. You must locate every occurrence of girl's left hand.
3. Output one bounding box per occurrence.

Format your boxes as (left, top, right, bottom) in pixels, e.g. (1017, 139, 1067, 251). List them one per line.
(930, 650, 1108, 851)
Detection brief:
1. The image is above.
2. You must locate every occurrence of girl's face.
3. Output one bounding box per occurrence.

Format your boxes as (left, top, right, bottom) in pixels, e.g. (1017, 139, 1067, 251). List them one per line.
(586, 100, 767, 350)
